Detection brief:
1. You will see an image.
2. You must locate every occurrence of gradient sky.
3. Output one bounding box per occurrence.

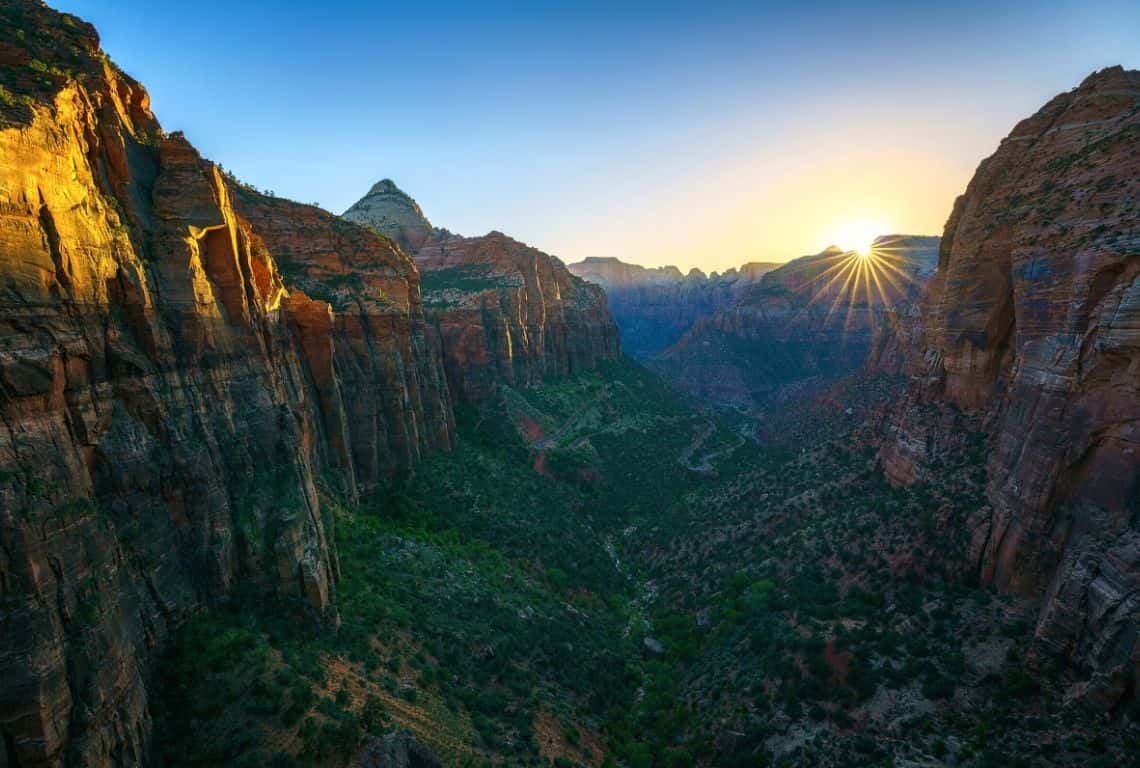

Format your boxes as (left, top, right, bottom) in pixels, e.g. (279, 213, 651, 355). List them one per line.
(52, 0, 1140, 272)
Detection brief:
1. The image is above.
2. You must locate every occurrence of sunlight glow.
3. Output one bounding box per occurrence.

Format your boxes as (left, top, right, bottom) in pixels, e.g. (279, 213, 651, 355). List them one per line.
(828, 219, 889, 257)
(796, 234, 919, 339)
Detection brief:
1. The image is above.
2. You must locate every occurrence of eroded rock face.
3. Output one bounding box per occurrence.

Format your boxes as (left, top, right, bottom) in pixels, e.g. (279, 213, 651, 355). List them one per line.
(415, 232, 620, 400)
(343, 183, 621, 400)
(0, 3, 452, 765)
(232, 190, 454, 492)
(652, 237, 939, 408)
(879, 66, 1140, 707)
(567, 257, 780, 358)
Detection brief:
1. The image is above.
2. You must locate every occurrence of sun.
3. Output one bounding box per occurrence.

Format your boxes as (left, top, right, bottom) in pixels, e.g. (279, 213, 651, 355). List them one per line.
(796, 229, 921, 338)
(829, 219, 888, 257)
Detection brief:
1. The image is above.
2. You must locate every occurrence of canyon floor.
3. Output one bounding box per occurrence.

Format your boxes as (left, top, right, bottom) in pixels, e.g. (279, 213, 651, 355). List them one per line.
(154, 362, 1139, 768)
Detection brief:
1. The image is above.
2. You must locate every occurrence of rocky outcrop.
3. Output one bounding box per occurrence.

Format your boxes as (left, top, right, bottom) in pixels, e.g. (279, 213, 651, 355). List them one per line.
(568, 257, 780, 358)
(344, 183, 620, 401)
(342, 179, 436, 254)
(354, 731, 441, 768)
(652, 236, 939, 407)
(0, 4, 452, 766)
(879, 67, 1140, 707)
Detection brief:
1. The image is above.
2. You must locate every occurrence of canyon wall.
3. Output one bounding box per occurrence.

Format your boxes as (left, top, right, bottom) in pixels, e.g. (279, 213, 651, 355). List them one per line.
(567, 257, 779, 358)
(879, 66, 1140, 707)
(344, 182, 621, 401)
(0, 4, 451, 765)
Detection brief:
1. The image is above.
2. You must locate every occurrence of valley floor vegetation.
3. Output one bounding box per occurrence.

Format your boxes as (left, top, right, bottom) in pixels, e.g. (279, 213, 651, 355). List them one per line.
(155, 360, 1140, 768)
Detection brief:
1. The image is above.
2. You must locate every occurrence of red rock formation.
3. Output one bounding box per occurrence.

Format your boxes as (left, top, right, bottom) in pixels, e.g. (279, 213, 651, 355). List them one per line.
(416, 231, 620, 400)
(0, 3, 452, 765)
(232, 189, 454, 490)
(879, 67, 1140, 707)
(344, 184, 621, 400)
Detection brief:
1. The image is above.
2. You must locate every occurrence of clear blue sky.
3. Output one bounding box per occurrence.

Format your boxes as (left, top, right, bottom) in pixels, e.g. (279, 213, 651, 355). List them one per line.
(53, 0, 1140, 271)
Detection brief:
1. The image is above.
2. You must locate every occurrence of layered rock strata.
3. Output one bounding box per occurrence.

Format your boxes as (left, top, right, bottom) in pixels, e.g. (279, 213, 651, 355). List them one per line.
(0, 4, 452, 765)
(344, 183, 620, 401)
(878, 66, 1140, 707)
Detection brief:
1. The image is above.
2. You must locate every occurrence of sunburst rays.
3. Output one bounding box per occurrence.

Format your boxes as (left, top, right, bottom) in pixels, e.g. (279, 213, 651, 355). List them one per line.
(793, 236, 921, 337)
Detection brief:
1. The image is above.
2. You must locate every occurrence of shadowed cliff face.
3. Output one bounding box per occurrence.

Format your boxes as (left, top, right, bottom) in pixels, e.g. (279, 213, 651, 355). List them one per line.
(879, 66, 1140, 708)
(651, 237, 939, 408)
(231, 190, 454, 491)
(344, 183, 621, 401)
(567, 257, 780, 358)
(0, 3, 451, 765)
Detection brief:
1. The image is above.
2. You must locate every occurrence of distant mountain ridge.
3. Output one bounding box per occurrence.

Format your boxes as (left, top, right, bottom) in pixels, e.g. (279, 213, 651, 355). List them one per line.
(570, 256, 780, 287)
(650, 235, 940, 408)
(567, 256, 781, 357)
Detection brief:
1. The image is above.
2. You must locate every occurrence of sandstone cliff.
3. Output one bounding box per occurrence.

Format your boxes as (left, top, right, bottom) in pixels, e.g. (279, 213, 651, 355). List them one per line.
(0, 3, 451, 765)
(879, 66, 1140, 708)
(652, 236, 939, 407)
(344, 182, 620, 400)
(567, 257, 780, 358)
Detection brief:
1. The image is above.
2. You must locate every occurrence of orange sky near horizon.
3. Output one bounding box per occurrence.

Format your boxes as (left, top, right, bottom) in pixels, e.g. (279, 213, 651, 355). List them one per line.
(530, 124, 974, 275)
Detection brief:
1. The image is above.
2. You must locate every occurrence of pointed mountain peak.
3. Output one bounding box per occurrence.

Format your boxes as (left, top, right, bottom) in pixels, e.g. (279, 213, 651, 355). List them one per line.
(1078, 64, 1130, 89)
(343, 179, 434, 252)
(367, 178, 408, 196)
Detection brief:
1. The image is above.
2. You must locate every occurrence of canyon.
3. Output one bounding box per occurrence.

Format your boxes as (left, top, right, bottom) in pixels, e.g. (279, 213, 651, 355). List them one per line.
(0, 1, 1137, 766)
